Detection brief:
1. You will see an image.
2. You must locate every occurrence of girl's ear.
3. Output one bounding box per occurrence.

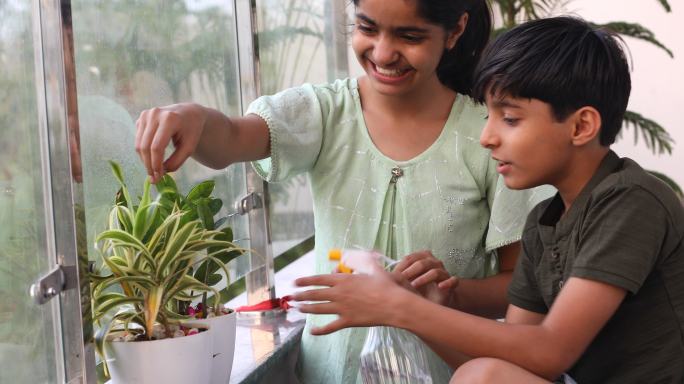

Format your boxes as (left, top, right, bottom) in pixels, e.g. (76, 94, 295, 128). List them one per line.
(446, 13, 469, 50)
(571, 106, 602, 146)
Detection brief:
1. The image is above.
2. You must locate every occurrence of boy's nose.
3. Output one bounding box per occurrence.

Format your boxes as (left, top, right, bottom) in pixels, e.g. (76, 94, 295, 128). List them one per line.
(479, 120, 499, 149)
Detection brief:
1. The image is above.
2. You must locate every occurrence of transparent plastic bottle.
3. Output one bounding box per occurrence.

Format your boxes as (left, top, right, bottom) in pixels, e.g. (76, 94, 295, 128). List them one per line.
(328, 249, 434, 384)
(359, 326, 433, 384)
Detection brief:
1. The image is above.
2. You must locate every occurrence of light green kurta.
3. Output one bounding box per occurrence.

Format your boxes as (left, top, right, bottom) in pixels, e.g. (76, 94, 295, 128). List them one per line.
(248, 78, 551, 383)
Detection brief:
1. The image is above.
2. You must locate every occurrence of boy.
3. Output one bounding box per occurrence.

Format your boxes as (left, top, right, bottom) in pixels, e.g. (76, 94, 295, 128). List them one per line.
(293, 16, 684, 383)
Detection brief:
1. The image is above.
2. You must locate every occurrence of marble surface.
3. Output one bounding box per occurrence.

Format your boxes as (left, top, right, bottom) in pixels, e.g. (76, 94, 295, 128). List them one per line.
(228, 251, 314, 384)
(228, 310, 305, 384)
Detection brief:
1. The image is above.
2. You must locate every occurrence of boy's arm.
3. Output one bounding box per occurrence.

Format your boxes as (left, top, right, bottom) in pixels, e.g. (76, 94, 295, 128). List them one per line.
(295, 273, 626, 380)
(404, 277, 625, 379)
(505, 304, 545, 325)
(451, 242, 520, 318)
(421, 302, 546, 368)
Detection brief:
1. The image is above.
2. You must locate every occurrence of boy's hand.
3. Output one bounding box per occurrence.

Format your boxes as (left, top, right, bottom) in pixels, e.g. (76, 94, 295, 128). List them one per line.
(393, 251, 458, 306)
(293, 266, 408, 335)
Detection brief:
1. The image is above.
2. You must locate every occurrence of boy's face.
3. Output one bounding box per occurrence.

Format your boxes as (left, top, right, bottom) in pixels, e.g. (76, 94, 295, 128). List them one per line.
(480, 94, 575, 190)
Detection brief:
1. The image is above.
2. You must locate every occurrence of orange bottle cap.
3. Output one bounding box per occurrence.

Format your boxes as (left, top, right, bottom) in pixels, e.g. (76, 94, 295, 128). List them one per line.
(328, 249, 342, 261)
(338, 262, 353, 274)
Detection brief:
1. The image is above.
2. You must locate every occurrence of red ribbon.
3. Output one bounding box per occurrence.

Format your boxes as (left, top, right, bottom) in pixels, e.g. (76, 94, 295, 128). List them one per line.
(235, 295, 293, 312)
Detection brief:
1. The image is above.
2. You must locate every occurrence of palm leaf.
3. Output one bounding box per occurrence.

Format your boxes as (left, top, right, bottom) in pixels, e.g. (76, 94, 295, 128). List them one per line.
(621, 110, 674, 155)
(595, 22, 673, 58)
(655, 0, 671, 12)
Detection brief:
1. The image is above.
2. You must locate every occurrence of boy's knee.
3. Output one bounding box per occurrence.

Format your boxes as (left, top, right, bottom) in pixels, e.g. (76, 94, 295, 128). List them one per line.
(450, 358, 504, 384)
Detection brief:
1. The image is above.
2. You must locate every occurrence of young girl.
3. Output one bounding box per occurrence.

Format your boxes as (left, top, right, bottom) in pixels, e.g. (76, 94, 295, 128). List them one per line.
(134, 0, 549, 382)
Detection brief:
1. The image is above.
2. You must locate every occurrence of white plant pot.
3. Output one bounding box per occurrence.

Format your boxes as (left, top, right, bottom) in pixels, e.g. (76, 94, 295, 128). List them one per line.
(105, 323, 212, 384)
(194, 309, 237, 384)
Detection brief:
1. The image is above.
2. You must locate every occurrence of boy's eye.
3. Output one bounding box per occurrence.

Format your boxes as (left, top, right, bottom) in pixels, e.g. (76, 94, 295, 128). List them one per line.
(503, 117, 520, 126)
(483, 114, 489, 120)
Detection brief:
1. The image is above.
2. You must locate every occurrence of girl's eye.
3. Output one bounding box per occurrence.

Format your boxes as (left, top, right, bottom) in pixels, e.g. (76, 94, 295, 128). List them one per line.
(357, 24, 375, 33)
(401, 34, 423, 43)
(483, 114, 489, 120)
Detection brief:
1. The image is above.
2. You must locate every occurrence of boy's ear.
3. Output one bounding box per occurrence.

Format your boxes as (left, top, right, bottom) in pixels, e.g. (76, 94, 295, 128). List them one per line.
(571, 106, 602, 147)
(446, 13, 469, 50)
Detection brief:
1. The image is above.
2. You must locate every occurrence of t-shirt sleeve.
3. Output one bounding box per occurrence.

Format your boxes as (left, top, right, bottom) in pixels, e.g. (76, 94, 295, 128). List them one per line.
(484, 159, 555, 251)
(247, 84, 325, 182)
(508, 218, 549, 314)
(571, 185, 668, 294)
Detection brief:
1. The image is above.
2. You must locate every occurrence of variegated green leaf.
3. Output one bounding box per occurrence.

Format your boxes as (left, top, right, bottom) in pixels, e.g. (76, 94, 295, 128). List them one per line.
(186, 180, 215, 202)
(157, 221, 197, 279)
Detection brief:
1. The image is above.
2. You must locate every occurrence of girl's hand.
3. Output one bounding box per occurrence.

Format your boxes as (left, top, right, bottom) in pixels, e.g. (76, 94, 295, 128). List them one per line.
(393, 250, 458, 306)
(293, 266, 407, 335)
(135, 103, 208, 183)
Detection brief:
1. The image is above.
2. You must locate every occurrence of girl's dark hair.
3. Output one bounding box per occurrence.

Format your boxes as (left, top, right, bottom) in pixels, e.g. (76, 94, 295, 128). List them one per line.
(472, 16, 631, 146)
(352, 0, 492, 96)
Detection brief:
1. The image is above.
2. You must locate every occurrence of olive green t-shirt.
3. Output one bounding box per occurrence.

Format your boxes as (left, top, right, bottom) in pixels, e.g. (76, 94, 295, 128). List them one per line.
(509, 151, 684, 383)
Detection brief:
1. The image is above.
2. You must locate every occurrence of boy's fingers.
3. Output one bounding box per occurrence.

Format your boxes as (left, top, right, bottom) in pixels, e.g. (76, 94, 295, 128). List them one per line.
(297, 302, 338, 315)
(291, 287, 334, 302)
(310, 319, 347, 336)
(294, 274, 343, 288)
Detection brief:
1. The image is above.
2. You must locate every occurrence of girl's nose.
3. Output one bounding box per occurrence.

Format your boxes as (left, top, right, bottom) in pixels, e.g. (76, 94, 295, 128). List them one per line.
(371, 35, 399, 66)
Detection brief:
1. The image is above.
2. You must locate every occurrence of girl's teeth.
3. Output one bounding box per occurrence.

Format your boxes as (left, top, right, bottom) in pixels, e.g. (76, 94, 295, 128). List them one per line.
(376, 66, 404, 77)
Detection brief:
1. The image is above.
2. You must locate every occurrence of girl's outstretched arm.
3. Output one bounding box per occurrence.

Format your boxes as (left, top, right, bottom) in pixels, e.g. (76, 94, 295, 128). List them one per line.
(135, 103, 270, 183)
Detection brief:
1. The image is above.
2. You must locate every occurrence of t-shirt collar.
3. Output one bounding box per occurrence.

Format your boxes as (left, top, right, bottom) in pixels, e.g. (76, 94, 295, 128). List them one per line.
(539, 150, 622, 237)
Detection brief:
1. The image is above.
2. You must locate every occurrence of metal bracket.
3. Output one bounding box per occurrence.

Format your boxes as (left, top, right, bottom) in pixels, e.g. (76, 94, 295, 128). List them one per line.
(235, 192, 263, 215)
(29, 260, 75, 305)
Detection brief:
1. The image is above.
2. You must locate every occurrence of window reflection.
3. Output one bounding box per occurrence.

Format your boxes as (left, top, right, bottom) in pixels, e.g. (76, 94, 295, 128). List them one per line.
(70, 0, 249, 288)
(255, 0, 348, 257)
(0, 2, 59, 382)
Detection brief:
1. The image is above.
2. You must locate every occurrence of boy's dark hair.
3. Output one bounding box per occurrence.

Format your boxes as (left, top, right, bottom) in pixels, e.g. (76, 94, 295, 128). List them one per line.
(472, 16, 631, 146)
(353, 0, 492, 96)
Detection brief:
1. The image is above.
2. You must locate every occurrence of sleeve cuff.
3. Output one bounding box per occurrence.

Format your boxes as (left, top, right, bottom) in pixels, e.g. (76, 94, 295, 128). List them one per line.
(571, 266, 641, 294)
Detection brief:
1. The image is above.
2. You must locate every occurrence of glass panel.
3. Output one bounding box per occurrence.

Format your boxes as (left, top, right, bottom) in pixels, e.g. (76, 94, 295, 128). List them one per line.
(0, 2, 60, 382)
(70, 0, 252, 288)
(255, 0, 349, 256)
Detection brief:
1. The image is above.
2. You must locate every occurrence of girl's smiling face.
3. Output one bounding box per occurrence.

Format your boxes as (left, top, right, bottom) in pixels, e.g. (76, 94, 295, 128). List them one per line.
(352, 0, 464, 97)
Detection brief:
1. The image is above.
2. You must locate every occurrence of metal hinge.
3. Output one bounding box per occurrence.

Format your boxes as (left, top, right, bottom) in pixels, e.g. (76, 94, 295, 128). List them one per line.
(29, 258, 75, 305)
(235, 192, 263, 215)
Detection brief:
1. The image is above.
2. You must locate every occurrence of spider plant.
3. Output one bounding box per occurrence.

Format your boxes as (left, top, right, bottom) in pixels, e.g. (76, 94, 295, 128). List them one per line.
(91, 162, 242, 374)
(150, 171, 245, 317)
